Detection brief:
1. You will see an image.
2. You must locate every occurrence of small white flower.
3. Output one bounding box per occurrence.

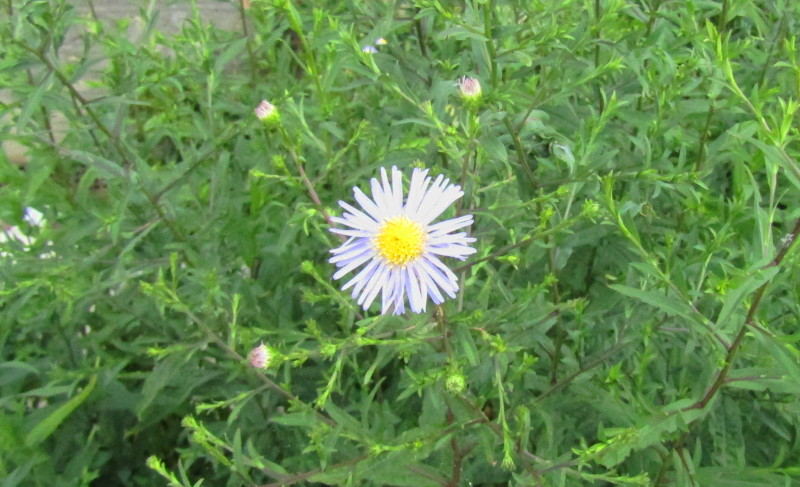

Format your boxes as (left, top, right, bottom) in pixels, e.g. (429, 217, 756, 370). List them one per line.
(329, 166, 477, 315)
(0, 225, 32, 246)
(361, 45, 378, 54)
(375, 37, 387, 46)
(248, 343, 271, 369)
(23, 207, 45, 227)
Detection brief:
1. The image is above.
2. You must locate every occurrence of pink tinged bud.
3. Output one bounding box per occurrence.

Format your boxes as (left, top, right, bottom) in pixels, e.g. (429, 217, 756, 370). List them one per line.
(254, 100, 279, 123)
(458, 76, 481, 100)
(248, 343, 271, 369)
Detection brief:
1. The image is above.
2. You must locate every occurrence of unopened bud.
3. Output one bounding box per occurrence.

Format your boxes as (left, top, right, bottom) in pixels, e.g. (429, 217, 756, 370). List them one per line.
(581, 200, 600, 220)
(445, 370, 466, 394)
(458, 76, 482, 101)
(254, 100, 280, 125)
(248, 343, 272, 369)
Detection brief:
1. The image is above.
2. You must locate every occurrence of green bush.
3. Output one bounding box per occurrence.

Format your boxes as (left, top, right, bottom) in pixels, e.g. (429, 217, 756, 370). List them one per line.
(2, 0, 800, 485)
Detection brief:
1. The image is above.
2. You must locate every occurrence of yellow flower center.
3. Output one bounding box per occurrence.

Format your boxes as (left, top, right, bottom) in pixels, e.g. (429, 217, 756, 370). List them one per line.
(375, 216, 426, 267)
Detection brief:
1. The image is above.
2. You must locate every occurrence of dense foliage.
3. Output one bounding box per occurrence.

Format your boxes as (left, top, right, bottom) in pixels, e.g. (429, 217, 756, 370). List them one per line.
(2, 0, 800, 485)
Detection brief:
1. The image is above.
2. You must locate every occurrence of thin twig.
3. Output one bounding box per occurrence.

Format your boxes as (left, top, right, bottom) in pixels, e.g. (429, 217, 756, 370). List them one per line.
(683, 216, 800, 411)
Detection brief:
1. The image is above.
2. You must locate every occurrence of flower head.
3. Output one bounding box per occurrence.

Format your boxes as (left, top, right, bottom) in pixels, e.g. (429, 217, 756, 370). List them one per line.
(458, 76, 482, 101)
(254, 100, 280, 125)
(375, 37, 388, 46)
(361, 45, 378, 54)
(248, 343, 272, 369)
(23, 207, 45, 227)
(329, 166, 477, 315)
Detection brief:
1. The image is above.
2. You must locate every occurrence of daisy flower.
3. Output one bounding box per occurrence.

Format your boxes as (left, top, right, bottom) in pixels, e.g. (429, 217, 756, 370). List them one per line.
(329, 166, 477, 315)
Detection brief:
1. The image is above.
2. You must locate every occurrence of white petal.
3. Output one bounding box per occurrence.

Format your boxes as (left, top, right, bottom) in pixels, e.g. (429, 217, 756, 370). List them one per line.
(410, 263, 428, 307)
(332, 251, 375, 279)
(405, 266, 424, 313)
(353, 186, 384, 222)
(426, 215, 473, 235)
(370, 177, 391, 218)
(416, 186, 464, 225)
(420, 256, 458, 297)
(330, 228, 374, 238)
(404, 168, 430, 218)
(428, 231, 477, 247)
(415, 264, 444, 303)
(381, 269, 396, 314)
(337, 200, 379, 230)
(342, 258, 380, 292)
(380, 167, 393, 209)
(428, 244, 477, 259)
(360, 264, 388, 309)
(23, 208, 45, 227)
(390, 166, 404, 214)
(330, 240, 373, 264)
(391, 269, 406, 314)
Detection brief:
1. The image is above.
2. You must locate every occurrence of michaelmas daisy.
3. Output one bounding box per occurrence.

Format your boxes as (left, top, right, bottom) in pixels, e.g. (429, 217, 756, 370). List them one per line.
(329, 166, 477, 315)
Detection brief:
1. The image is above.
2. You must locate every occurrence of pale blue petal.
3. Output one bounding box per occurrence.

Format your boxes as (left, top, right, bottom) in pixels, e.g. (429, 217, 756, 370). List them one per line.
(428, 231, 477, 247)
(332, 249, 375, 279)
(391, 269, 406, 314)
(405, 266, 424, 313)
(359, 264, 388, 309)
(330, 228, 374, 238)
(415, 264, 444, 303)
(353, 186, 384, 222)
(370, 177, 390, 216)
(416, 186, 464, 225)
(342, 258, 380, 292)
(404, 168, 430, 218)
(381, 269, 396, 314)
(329, 236, 358, 255)
(390, 166, 404, 214)
(329, 240, 372, 264)
(337, 201, 379, 230)
(428, 244, 477, 259)
(426, 215, 473, 235)
(420, 256, 458, 298)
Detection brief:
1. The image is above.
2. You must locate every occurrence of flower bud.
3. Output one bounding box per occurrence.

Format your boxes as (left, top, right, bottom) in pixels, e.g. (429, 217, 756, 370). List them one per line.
(254, 100, 280, 126)
(445, 370, 466, 394)
(458, 76, 482, 101)
(581, 199, 600, 220)
(248, 343, 272, 369)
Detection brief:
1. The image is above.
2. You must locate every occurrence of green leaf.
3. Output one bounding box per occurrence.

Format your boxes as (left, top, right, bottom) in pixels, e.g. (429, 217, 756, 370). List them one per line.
(24, 375, 97, 448)
(609, 284, 701, 325)
(714, 267, 779, 331)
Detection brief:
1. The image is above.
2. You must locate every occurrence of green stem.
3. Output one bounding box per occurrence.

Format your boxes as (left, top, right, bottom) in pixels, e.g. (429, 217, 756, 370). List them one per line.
(684, 216, 800, 411)
(237, 0, 258, 90)
(593, 0, 604, 113)
(483, 2, 497, 87)
(414, 9, 428, 59)
(694, 104, 715, 172)
(279, 128, 334, 228)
